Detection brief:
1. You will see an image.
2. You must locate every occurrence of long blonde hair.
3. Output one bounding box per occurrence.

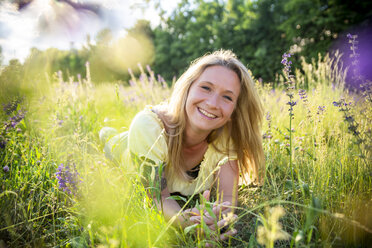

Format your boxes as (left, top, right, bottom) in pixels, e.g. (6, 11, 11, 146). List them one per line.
(161, 50, 265, 185)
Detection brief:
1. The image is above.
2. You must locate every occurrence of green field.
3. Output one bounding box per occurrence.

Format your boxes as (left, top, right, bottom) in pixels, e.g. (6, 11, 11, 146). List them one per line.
(0, 52, 371, 248)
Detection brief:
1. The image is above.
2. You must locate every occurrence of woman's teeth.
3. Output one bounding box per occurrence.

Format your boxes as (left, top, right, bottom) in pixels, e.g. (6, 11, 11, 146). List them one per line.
(199, 108, 217, 118)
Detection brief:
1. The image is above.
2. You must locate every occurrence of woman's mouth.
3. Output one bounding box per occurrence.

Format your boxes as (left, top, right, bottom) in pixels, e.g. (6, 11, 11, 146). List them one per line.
(198, 107, 217, 119)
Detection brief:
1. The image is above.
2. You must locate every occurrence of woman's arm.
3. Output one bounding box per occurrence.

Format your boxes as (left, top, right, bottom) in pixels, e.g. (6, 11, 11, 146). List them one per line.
(188, 160, 239, 230)
(152, 180, 199, 228)
(216, 160, 239, 206)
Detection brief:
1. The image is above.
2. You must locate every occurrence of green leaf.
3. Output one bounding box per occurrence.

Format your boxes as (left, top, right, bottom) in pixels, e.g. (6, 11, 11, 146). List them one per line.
(248, 233, 256, 248)
(166, 195, 187, 202)
(184, 223, 198, 235)
(205, 205, 216, 220)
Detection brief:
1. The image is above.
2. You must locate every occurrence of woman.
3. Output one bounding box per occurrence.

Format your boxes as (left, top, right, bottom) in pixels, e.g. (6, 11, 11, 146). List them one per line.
(100, 50, 265, 241)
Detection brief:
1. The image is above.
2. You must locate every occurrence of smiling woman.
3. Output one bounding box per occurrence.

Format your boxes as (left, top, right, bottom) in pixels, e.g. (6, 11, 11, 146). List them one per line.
(100, 49, 265, 243)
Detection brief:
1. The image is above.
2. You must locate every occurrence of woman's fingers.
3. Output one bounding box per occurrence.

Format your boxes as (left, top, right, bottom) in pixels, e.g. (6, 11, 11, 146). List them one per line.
(202, 190, 210, 202)
(190, 215, 215, 225)
(209, 213, 238, 231)
(183, 207, 201, 216)
(212, 201, 232, 215)
(208, 217, 227, 231)
(219, 228, 237, 241)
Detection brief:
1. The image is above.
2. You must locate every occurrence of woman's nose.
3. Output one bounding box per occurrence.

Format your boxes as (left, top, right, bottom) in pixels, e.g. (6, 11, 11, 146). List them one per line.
(206, 94, 219, 108)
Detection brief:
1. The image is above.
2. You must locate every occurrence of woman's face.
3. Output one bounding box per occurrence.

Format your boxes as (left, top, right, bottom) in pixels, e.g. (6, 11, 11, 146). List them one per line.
(185, 65, 241, 135)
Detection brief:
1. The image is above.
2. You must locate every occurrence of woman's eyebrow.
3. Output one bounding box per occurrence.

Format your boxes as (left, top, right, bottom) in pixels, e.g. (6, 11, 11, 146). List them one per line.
(200, 81, 236, 96)
(200, 81, 237, 96)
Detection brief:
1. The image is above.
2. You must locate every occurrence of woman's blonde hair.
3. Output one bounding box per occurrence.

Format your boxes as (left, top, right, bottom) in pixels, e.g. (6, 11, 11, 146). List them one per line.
(161, 49, 265, 185)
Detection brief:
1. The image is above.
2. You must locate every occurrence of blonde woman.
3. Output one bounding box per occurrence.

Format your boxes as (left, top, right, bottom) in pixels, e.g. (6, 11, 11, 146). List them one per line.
(100, 50, 265, 241)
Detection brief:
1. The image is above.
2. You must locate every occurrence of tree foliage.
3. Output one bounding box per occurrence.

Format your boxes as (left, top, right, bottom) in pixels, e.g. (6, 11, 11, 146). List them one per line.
(1, 0, 371, 85)
(152, 0, 372, 82)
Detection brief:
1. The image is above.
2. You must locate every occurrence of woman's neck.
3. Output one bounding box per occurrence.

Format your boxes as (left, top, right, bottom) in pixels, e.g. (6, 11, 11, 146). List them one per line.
(183, 126, 209, 149)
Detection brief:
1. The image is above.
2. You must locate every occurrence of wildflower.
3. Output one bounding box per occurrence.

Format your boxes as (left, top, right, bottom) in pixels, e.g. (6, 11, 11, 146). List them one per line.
(347, 33, 353, 39)
(257, 206, 290, 248)
(345, 116, 354, 122)
(263, 112, 273, 140)
(298, 89, 307, 100)
(4, 110, 26, 132)
(263, 134, 273, 140)
(146, 64, 153, 74)
(2, 99, 22, 115)
(3, 165, 9, 172)
(317, 105, 326, 115)
(266, 112, 271, 121)
(55, 163, 81, 195)
(0, 139, 6, 149)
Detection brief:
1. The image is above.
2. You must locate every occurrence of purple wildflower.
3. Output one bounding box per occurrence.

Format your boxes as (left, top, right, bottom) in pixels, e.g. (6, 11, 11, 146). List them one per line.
(3, 165, 9, 172)
(298, 89, 307, 100)
(347, 33, 352, 39)
(55, 163, 81, 195)
(266, 112, 271, 121)
(317, 106, 326, 115)
(129, 80, 136, 87)
(4, 110, 26, 132)
(263, 134, 273, 140)
(0, 139, 6, 149)
(2, 99, 22, 115)
(263, 112, 273, 140)
(146, 65, 152, 74)
(333, 98, 363, 142)
(345, 116, 354, 122)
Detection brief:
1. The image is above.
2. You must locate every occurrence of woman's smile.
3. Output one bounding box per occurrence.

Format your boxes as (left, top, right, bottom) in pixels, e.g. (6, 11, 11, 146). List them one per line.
(197, 107, 217, 119)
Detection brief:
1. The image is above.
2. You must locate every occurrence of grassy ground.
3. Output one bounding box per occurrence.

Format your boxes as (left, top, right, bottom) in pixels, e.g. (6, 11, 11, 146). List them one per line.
(0, 55, 371, 247)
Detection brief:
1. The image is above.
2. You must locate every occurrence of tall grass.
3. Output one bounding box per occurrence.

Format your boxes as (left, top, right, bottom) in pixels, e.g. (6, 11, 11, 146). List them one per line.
(0, 52, 371, 247)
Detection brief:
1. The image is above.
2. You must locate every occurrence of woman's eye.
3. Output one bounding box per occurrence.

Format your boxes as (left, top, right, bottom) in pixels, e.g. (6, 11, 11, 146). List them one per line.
(201, 86, 211, 91)
(224, 95, 233, 101)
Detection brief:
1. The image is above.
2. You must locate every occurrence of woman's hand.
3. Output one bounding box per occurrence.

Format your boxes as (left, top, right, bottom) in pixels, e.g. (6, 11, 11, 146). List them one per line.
(184, 190, 238, 243)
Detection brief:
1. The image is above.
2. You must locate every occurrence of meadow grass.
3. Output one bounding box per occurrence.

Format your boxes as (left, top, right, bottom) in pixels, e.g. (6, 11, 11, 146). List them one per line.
(0, 53, 371, 247)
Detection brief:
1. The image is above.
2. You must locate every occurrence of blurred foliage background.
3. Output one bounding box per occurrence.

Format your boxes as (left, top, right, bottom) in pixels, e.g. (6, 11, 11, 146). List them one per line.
(1, 0, 371, 92)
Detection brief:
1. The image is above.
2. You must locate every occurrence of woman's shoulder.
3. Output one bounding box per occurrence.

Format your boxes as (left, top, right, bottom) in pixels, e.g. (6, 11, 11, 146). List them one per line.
(128, 105, 168, 165)
(130, 105, 164, 130)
